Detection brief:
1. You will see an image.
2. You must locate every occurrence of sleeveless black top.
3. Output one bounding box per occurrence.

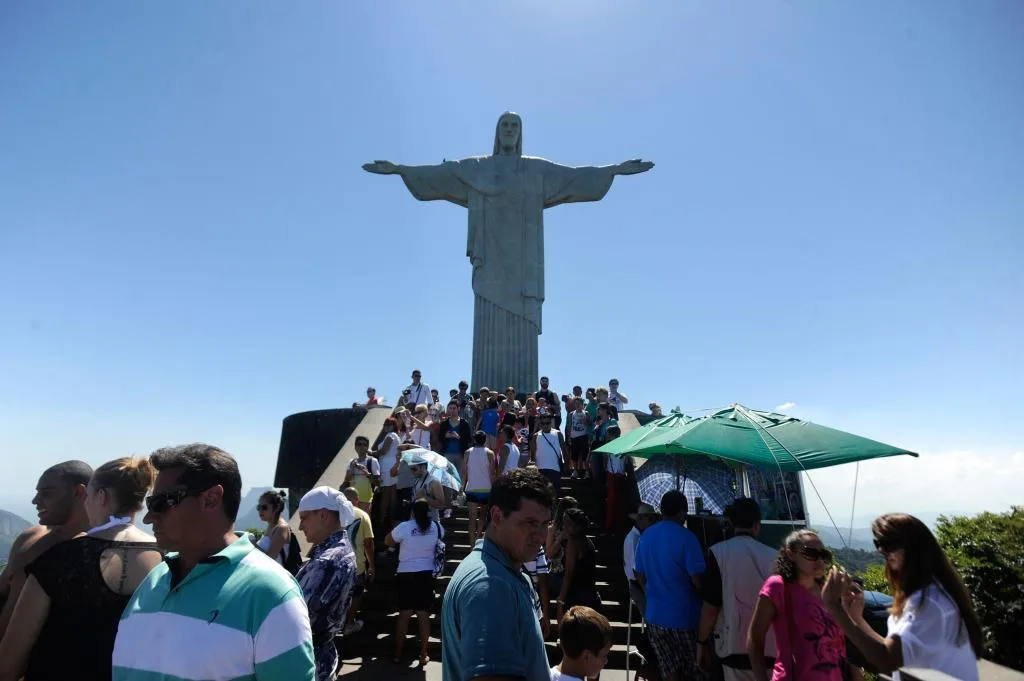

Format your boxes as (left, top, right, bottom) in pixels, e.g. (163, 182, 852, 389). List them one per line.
(564, 539, 602, 609)
(24, 535, 161, 681)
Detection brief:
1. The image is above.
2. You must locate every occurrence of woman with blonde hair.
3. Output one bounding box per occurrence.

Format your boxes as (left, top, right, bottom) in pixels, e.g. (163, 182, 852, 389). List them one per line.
(0, 456, 163, 681)
(823, 513, 982, 681)
(747, 529, 853, 681)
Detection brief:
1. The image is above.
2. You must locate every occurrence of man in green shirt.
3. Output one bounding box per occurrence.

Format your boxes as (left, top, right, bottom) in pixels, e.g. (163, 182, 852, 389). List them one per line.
(113, 443, 315, 681)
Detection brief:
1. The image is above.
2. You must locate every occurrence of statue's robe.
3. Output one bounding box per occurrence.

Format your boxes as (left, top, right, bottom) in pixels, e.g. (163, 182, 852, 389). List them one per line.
(397, 155, 619, 391)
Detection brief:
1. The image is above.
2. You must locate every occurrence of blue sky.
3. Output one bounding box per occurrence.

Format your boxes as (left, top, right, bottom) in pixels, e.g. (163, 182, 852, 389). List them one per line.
(1, 1, 1021, 527)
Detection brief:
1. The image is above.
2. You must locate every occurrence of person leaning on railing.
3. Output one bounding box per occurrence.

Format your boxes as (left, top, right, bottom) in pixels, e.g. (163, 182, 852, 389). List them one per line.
(822, 513, 984, 681)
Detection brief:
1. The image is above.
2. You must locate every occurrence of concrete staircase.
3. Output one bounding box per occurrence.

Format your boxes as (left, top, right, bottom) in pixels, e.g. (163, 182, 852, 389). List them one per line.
(339, 474, 642, 671)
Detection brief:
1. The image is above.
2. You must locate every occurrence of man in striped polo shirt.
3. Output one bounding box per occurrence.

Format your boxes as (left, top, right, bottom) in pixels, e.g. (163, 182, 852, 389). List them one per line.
(113, 444, 315, 681)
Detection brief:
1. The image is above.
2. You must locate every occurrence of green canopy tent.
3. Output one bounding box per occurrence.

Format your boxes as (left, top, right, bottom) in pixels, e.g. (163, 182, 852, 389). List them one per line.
(596, 404, 918, 471)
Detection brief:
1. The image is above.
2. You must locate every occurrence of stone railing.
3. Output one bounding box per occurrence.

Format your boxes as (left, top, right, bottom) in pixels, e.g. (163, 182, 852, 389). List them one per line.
(879, 660, 1024, 681)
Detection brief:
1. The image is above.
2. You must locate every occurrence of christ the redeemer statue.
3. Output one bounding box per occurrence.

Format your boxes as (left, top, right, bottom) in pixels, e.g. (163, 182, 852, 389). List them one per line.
(363, 111, 653, 392)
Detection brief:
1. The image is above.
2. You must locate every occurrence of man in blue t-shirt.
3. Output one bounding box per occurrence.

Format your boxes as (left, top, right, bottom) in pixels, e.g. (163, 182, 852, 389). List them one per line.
(634, 490, 706, 681)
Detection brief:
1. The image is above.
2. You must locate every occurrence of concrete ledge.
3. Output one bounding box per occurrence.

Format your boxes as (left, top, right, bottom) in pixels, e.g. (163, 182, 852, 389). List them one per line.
(287, 406, 392, 555)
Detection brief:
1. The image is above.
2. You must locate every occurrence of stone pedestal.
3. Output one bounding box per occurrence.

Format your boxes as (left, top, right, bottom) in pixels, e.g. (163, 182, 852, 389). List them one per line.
(471, 294, 538, 393)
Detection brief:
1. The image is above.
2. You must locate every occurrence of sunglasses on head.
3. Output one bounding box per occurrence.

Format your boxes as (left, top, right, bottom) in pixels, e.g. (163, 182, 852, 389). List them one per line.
(798, 546, 833, 563)
(145, 487, 208, 514)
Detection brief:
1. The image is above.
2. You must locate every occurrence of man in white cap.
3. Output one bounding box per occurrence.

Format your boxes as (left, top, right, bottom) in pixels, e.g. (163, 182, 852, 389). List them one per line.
(296, 486, 358, 681)
(624, 503, 660, 617)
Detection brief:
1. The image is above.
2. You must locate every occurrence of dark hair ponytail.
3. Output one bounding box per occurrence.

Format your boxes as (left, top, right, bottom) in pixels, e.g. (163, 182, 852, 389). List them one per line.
(412, 498, 431, 532)
(259, 489, 287, 520)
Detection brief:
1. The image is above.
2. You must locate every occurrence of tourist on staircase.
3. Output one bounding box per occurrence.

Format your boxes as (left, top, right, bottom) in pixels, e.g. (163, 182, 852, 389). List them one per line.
(461, 430, 496, 547)
(555, 507, 602, 619)
(408, 404, 434, 449)
(536, 376, 561, 428)
(604, 427, 632, 535)
(634, 490, 706, 681)
(343, 436, 380, 513)
(255, 489, 294, 568)
(551, 606, 614, 681)
(409, 452, 447, 522)
(341, 486, 376, 637)
(567, 397, 592, 479)
(697, 498, 778, 681)
(438, 400, 473, 471)
(374, 417, 403, 533)
(530, 413, 567, 496)
(607, 378, 629, 411)
(590, 401, 618, 490)
(404, 369, 432, 406)
(498, 424, 522, 474)
(385, 498, 443, 666)
(522, 546, 553, 638)
(0, 457, 162, 681)
(747, 530, 851, 681)
(546, 496, 579, 600)
(441, 468, 556, 681)
(478, 394, 502, 449)
(623, 502, 660, 619)
(296, 486, 358, 681)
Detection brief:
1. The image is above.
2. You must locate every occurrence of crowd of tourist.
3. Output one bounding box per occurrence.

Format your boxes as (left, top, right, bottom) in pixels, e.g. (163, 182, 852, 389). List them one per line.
(0, 368, 988, 681)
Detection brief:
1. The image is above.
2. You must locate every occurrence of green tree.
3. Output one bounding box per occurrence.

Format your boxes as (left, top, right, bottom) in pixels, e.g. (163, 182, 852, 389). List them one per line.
(246, 528, 264, 542)
(859, 563, 889, 594)
(936, 507, 1024, 671)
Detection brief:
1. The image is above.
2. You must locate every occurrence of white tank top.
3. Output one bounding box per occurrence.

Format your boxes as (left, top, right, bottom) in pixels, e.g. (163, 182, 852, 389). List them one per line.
(536, 430, 563, 471)
(501, 442, 521, 474)
(256, 531, 288, 566)
(465, 446, 493, 491)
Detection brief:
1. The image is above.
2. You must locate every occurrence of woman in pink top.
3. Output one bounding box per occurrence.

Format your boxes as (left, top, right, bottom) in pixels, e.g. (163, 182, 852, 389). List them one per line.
(747, 529, 856, 681)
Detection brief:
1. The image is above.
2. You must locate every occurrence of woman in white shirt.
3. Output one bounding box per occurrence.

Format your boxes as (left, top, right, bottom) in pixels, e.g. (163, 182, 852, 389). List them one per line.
(823, 513, 983, 681)
(385, 499, 443, 666)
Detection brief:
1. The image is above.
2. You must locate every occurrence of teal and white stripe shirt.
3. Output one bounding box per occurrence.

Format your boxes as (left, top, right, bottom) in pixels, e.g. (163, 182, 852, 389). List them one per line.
(113, 533, 315, 681)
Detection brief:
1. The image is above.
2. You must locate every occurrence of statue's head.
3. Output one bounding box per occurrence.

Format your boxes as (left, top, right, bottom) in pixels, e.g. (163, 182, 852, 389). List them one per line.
(493, 111, 522, 157)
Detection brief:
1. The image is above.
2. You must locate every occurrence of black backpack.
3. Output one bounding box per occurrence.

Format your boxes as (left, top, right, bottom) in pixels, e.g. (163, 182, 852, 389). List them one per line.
(280, 532, 302, 576)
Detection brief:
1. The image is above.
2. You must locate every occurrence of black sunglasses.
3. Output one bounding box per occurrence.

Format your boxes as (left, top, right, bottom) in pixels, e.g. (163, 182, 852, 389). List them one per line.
(873, 538, 899, 554)
(145, 487, 208, 514)
(798, 546, 833, 563)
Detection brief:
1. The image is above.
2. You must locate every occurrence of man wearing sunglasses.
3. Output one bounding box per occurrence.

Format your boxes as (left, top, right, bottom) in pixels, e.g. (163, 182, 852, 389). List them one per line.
(112, 444, 315, 681)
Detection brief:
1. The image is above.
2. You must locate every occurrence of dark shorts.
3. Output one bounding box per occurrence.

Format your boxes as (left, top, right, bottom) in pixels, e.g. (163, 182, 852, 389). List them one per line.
(396, 570, 436, 612)
(539, 468, 562, 495)
(465, 491, 490, 505)
(570, 436, 590, 461)
(352, 573, 366, 598)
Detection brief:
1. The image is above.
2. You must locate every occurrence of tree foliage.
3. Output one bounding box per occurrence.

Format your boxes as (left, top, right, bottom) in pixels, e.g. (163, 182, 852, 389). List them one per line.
(936, 506, 1024, 671)
(830, 546, 884, 576)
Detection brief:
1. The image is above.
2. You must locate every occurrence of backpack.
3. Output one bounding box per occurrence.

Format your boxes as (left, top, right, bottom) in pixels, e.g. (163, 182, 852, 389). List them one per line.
(431, 520, 446, 578)
(280, 532, 302, 576)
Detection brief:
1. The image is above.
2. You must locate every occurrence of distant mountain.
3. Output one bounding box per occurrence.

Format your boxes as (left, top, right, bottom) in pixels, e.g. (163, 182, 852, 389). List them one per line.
(813, 526, 876, 551)
(0, 509, 33, 561)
